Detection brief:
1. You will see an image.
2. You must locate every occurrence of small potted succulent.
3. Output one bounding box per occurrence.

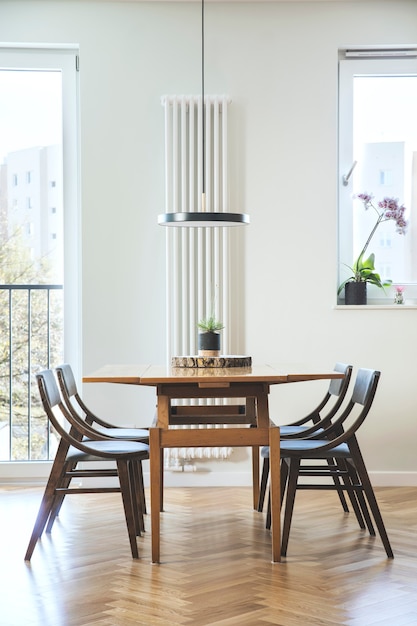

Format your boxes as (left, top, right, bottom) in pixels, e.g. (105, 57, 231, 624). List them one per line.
(338, 193, 408, 305)
(197, 316, 224, 356)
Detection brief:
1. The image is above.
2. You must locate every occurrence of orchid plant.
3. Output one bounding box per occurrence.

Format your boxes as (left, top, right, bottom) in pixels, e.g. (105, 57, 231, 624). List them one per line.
(338, 193, 408, 295)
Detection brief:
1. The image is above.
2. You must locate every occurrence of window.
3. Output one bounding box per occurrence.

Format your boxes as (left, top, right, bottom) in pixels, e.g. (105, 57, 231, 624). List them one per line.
(338, 50, 417, 302)
(0, 46, 80, 468)
(379, 263, 392, 279)
(379, 169, 392, 186)
(379, 232, 392, 248)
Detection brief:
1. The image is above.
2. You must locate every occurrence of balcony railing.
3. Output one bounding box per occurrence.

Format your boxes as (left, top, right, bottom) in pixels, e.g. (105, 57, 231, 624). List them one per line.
(0, 284, 63, 461)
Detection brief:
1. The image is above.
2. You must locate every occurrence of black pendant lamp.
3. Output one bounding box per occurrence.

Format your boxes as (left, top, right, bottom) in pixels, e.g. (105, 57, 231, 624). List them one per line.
(158, 0, 249, 228)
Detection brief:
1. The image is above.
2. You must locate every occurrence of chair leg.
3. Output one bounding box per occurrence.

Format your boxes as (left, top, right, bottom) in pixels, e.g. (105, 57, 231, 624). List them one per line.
(328, 458, 350, 512)
(266, 458, 288, 530)
(347, 446, 394, 558)
(335, 458, 370, 531)
(45, 491, 67, 533)
(266, 493, 271, 530)
(280, 457, 289, 503)
(117, 460, 139, 559)
(24, 450, 68, 561)
(129, 461, 145, 536)
(137, 460, 147, 515)
(45, 459, 78, 532)
(342, 459, 375, 534)
(257, 457, 270, 512)
(281, 457, 300, 557)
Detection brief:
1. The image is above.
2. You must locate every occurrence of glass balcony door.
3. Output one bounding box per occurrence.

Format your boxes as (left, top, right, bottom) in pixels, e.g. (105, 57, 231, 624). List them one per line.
(0, 47, 80, 464)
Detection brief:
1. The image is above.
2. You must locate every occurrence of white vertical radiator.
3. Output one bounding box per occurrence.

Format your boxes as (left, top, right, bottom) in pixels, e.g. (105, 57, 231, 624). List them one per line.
(162, 95, 236, 466)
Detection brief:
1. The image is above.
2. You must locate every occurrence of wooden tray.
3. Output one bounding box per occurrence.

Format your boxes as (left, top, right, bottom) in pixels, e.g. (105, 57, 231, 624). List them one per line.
(171, 355, 252, 368)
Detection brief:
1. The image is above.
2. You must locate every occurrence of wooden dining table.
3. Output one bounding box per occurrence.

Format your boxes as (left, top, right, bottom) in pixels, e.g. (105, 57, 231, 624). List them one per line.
(83, 363, 344, 563)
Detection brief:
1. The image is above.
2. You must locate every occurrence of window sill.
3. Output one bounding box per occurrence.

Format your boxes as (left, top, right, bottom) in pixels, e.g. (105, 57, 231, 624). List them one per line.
(335, 303, 417, 309)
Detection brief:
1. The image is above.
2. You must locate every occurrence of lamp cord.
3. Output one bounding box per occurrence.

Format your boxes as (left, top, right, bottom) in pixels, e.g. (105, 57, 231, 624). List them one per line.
(201, 0, 206, 201)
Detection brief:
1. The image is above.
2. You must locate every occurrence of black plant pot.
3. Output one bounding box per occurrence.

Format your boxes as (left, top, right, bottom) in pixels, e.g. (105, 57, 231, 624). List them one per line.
(345, 281, 367, 305)
(198, 331, 221, 356)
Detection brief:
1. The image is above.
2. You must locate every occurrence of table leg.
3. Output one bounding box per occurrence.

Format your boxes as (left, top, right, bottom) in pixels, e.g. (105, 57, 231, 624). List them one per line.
(155, 394, 169, 511)
(269, 425, 281, 562)
(150, 427, 161, 563)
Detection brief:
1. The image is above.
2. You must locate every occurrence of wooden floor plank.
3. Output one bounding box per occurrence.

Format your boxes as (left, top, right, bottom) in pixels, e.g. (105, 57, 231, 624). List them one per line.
(1, 486, 417, 625)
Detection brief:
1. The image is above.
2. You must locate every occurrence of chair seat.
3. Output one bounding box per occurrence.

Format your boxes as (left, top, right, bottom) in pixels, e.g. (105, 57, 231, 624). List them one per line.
(280, 425, 309, 436)
(260, 445, 269, 458)
(67, 439, 149, 463)
(280, 439, 350, 457)
(94, 426, 149, 441)
(261, 426, 325, 457)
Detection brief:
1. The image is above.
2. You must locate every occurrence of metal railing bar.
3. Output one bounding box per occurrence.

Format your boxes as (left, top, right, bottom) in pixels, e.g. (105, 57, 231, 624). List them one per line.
(0, 284, 62, 290)
(0, 284, 63, 461)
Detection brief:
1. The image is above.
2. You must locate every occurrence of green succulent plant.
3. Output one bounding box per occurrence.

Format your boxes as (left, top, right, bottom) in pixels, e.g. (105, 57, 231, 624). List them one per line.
(197, 316, 224, 332)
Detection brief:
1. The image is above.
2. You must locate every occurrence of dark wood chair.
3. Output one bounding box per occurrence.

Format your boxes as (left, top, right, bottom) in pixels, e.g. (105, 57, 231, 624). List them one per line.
(275, 368, 393, 558)
(55, 363, 149, 517)
(24, 370, 149, 561)
(258, 363, 353, 512)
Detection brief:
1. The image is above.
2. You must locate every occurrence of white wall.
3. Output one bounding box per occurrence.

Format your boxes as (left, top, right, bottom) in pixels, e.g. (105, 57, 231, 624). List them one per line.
(1, 0, 416, 485)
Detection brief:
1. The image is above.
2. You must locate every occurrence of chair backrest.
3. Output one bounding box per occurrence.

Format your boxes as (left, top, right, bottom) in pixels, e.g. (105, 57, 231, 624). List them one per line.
(38, 369, 105, 442)
(351, 367, 379, 406)
(36, 369, 143, 459)
(304, 368, 381, 452)
(328, 362, 352, 397)
(56, 363, 86, 414)
(56, 363, 106, 427)
(323, 362, 353, 416)
(56, 362, 78, 397)
(39, 368, 62, 408)
(36, 369, 83, 442)
(292, 363, 352, 435)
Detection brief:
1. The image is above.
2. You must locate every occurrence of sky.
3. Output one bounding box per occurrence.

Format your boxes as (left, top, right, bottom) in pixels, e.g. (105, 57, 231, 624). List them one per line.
(354, 76, 417, 148)
(0, 69, 62, 164)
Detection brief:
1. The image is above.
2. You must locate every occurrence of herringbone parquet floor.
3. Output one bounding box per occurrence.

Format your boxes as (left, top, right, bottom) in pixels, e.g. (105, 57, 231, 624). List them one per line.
(1, 485, 417, 626)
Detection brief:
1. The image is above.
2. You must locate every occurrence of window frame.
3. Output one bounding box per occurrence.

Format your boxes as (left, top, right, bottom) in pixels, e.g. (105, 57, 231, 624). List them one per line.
(0, 45, 81, 474)
(338, 51, 417, 304)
